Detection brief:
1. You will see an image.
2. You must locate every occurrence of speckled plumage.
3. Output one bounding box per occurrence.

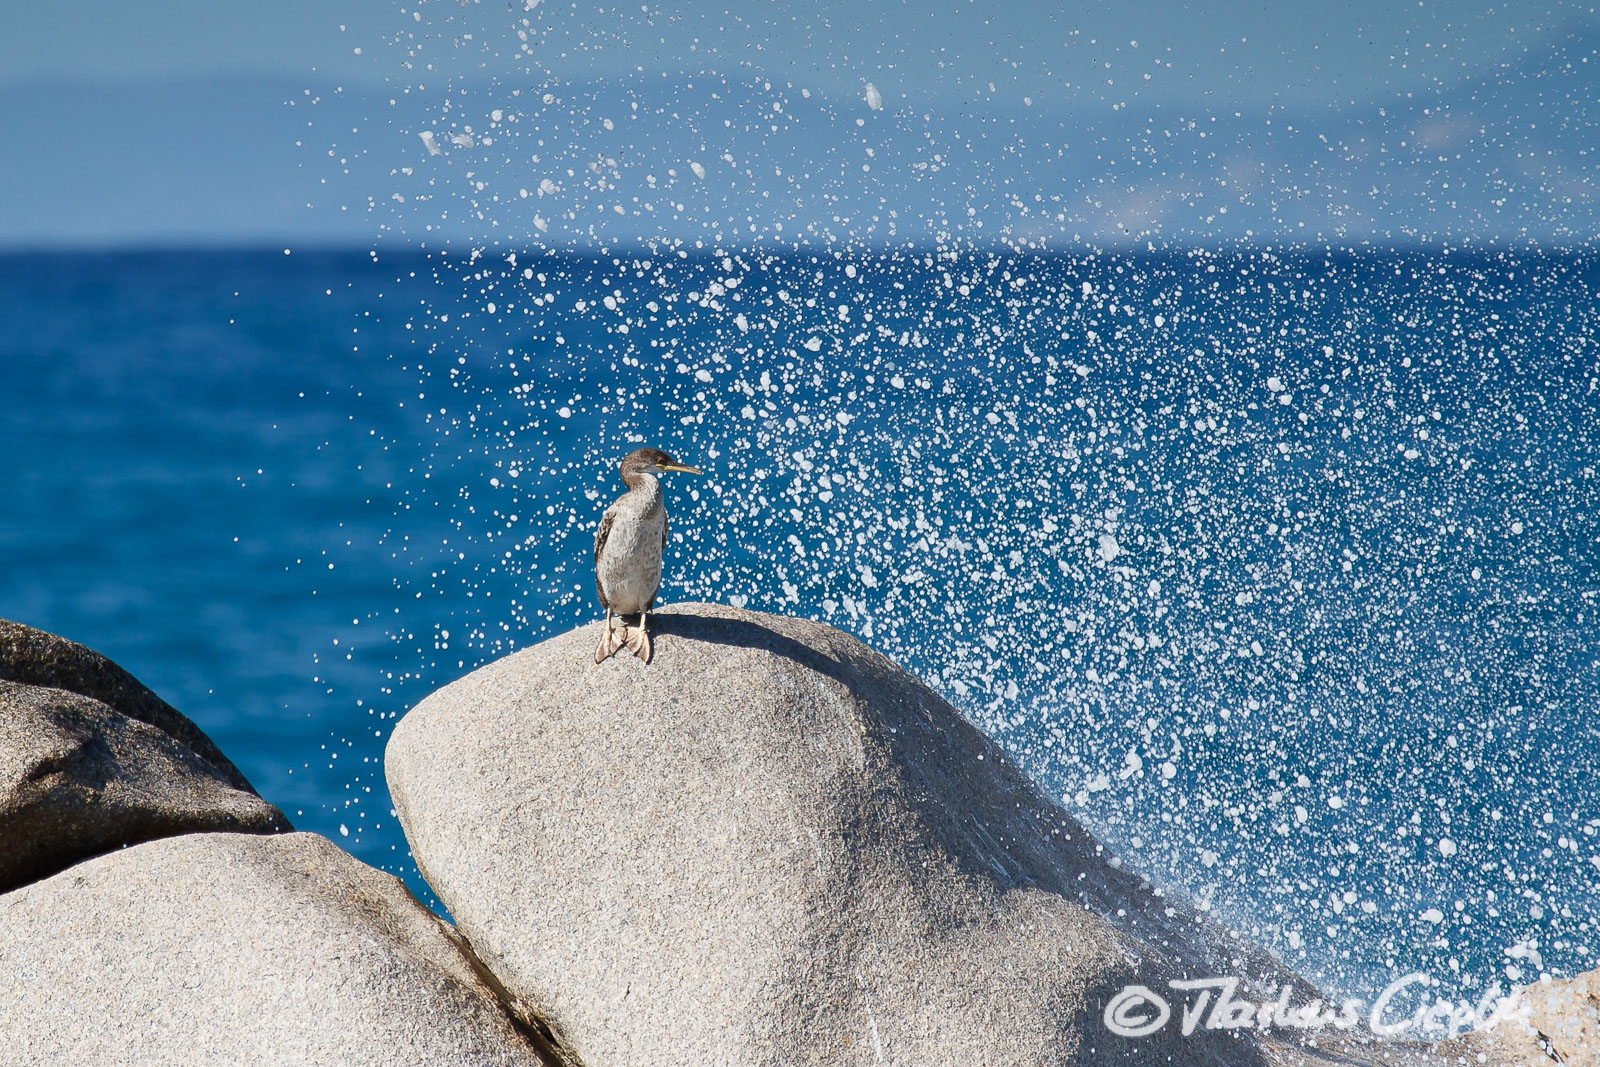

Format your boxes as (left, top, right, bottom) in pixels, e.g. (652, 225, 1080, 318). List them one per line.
(594, 473, 666, 617)
(592, 447, 701, 663)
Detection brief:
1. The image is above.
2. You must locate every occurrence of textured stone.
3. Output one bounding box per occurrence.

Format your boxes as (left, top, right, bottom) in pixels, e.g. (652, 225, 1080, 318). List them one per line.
(1458, 969, 1600, 1066)
(0, 619, 288, 892)
(0, 832, 565, 1067)
(0, 680, 289, 892)
(388, 602, 1414, 1067)
(0, 619, 252, 790)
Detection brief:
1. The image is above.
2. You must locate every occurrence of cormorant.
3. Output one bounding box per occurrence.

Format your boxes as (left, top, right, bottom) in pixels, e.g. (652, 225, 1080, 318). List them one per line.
(593, 446, 703, 663)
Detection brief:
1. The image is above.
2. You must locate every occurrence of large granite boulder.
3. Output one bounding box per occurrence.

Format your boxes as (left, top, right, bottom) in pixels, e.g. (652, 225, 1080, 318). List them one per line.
(387, 602, 1404, 1067)
(0, 831, 567, 1066)
(0, 620, 288, 892)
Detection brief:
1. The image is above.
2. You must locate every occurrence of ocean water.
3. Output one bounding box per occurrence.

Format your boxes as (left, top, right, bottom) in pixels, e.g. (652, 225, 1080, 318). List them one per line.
(1, 246, 1595, 1010)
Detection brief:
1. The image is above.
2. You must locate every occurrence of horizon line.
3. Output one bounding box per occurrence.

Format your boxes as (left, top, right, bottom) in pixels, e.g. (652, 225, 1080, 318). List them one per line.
(1, 236, 1595, 260)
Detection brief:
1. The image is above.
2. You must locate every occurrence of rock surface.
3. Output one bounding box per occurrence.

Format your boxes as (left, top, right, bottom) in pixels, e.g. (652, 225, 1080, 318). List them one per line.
(0, 619, 288, 892)
(388, 602, 1408, 1067)
(1461, 969, 1600, 1065)
(0, 680, 290, 892)
(0, 619, 254, 790)
(0, 831, 565, 1067)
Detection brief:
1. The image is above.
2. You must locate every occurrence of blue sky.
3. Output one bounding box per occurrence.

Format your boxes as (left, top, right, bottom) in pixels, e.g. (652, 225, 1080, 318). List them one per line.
(0, 0, 1565, 103)
(0, 1, 1593, 247)
(0, 1, 386, 87)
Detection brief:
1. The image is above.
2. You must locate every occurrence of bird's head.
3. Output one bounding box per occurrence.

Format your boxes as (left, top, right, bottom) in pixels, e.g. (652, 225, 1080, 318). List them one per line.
(620, 447, 703, 479)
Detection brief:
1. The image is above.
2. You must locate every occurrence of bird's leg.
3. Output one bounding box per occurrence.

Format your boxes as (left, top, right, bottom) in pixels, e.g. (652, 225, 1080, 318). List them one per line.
(625, 609, 652, 664)
(595, 609, 621, 663)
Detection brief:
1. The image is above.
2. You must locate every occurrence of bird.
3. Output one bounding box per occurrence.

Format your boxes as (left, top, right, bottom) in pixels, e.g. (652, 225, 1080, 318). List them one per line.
(593, 446, 703, 664)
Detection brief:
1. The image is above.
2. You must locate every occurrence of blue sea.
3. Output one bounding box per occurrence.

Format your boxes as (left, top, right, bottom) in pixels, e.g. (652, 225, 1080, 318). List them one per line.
(1, 245, 1595, 1008)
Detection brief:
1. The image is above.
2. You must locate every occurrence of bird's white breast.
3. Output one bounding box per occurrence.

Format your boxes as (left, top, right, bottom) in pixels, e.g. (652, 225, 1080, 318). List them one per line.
(597, 476, 666, 615)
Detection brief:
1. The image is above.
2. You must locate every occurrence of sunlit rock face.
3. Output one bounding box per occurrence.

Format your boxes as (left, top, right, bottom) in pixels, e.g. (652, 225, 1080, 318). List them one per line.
(1456, 969, 1600, 1066)
(0, 619, 289, 892)
(0, 832, 559, 1067)
(387, 602, 1424, 1067)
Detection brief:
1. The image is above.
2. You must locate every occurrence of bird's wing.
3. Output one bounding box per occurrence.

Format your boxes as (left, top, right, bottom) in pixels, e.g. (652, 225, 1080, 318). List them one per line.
(593, 506, 617, 607)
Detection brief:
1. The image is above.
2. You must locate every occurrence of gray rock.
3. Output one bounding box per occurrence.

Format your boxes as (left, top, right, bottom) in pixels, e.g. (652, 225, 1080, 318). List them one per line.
(0, 619, 253, 791)
(388, 602, 1415, 1067)
(0, 619, 289, 893)
(0, 831, 566, 1067)
(0, 680, 289, 892)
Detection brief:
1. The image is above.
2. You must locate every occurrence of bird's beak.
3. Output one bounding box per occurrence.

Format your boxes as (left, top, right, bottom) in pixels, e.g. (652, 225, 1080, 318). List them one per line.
(659, 463, 704, 475)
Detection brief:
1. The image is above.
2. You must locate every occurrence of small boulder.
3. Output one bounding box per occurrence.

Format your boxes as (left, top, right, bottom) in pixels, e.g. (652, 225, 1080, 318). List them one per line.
(0, 831, 568, 1066)
(0, 619, 288, 892)
(0, 681, 290, 892)
(0, 619, 253, 791)
(388, 602, 1390, 1066)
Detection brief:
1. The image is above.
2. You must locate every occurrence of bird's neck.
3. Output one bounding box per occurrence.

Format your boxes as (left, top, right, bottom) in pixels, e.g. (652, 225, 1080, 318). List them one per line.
(621, 469, 660, 496)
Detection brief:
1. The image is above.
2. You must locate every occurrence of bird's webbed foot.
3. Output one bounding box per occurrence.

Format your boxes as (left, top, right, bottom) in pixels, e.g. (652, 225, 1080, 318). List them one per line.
(594, 612, 625, 663)
(624, 611, 653, 664)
